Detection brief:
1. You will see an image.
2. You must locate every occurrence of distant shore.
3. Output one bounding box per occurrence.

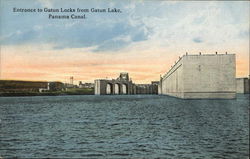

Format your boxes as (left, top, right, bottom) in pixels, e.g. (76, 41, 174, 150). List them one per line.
(0, 91, 94, 97)
(0, 80, 95, 97)
(0, 93, 94, 97)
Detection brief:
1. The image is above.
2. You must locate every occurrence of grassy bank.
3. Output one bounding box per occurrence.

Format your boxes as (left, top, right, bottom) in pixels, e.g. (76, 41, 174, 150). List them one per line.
(63, 88, 94, 95)
(0, 88, 94, 97)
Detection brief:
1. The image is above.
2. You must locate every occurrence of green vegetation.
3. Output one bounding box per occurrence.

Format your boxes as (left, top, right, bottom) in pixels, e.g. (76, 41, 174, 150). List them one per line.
(0, 80, 47, 89)
(0, 92, 61, 97)
(62, 88, 94, 95)
(0, 88, 94, 97)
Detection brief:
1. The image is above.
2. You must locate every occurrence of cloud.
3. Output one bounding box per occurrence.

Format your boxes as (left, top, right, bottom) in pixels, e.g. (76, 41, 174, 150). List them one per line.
(0, 1, 249, 57)
(193, 37, 203, 43)
(238, 30, 249, 39)
(38, 0, 53, 8)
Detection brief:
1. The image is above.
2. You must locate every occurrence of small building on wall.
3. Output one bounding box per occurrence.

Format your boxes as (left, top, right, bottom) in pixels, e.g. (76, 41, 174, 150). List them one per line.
(79, 81, 94, 89)
(151, 81, 159, 94)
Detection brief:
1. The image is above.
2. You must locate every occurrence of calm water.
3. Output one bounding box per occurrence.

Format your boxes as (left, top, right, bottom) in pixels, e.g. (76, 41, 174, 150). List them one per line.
(0, 95, 249, 159)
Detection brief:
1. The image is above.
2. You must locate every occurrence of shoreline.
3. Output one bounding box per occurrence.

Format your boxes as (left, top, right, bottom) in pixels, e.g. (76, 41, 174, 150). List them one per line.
(0, 92, 94, 97)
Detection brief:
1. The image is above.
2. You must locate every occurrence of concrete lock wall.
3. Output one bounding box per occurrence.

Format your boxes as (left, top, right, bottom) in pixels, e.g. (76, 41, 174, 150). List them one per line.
(236, 78, 250, 94)
(159, 54, 236, 99)
(160, 58, 184, 98)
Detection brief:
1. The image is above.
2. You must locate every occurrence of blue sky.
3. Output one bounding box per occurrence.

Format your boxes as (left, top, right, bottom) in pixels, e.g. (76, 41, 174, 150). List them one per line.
(0, 0, 249, 82)
(1, 0, 150, 51)
(1, 0, 249, 52)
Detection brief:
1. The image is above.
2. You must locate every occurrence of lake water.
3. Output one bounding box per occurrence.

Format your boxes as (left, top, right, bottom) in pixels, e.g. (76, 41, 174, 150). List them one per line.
(0, 95, 249, 158)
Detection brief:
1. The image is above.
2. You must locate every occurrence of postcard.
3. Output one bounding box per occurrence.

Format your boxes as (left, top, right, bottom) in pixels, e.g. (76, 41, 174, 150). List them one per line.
(0, 0, 249, 158)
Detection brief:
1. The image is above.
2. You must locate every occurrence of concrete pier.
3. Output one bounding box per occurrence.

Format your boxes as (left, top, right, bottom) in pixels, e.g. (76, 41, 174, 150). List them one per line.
(94, 73, 135, 95)
(236, 78, 249, 94)
(94, 73, 159, 95)
(94, 79, 135, 95)
(159, 53, 236, 99)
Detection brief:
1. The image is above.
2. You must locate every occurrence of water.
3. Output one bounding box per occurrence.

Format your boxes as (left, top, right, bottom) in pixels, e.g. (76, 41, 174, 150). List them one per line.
(0, 95, 249, 158)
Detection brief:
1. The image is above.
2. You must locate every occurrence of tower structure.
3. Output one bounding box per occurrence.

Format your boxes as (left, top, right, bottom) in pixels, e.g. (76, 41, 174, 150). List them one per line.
(70, 76, 74, 85)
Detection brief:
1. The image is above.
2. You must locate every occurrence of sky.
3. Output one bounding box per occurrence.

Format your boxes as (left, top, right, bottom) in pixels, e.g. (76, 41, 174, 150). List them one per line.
(0, 0, 249, 84)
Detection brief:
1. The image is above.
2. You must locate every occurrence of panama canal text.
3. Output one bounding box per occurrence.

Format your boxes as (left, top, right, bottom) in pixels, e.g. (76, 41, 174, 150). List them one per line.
(49, 14, 86, 19)
(13, 7, 122, 20)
